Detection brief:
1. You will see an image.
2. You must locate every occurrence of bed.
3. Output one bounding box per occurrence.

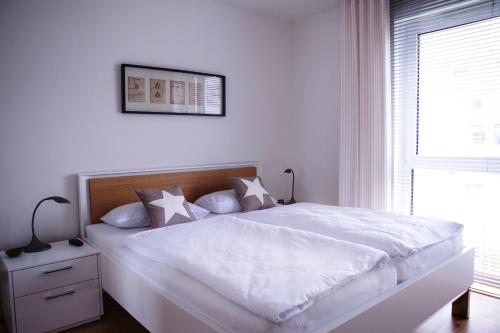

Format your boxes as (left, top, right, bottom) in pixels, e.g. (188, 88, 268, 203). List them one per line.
(78, 162, 474, 333)
(85, 223, 396, 332)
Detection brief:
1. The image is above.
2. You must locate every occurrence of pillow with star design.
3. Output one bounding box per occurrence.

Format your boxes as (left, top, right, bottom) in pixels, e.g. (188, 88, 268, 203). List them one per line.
(229, 176, 275, 212)
(136, 186, 195, 228)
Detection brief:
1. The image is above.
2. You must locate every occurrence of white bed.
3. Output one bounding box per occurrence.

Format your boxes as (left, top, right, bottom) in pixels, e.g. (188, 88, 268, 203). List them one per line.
(78, 162, 474, 333)
(86, 223, 396, 333)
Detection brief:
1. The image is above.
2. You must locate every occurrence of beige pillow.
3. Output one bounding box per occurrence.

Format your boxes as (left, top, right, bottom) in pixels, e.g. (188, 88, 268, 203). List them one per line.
(136, 186, 195, 228)
(229, 177, 275, 212)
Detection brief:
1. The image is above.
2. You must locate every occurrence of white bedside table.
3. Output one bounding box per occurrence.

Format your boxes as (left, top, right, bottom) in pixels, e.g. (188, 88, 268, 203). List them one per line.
(0, 240, 103, 333)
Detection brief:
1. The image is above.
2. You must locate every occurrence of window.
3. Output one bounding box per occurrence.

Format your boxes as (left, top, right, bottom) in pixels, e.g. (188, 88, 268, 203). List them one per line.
(391, 0, 500, 296)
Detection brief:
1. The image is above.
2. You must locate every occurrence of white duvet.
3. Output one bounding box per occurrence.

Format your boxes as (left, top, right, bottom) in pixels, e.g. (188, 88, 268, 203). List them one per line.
(126, 215, 388, 323)
(240, 203, 464, 259)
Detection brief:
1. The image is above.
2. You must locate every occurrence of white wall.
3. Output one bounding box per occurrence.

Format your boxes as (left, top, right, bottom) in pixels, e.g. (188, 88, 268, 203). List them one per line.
(0, 0, 294, 250)
(289, 6, 341, 204)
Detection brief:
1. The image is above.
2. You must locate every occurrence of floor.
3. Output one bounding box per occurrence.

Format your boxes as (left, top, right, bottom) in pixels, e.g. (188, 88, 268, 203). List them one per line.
(0, 292, 498, 332)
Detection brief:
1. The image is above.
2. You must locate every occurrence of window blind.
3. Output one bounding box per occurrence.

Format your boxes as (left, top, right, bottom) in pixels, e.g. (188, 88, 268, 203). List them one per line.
(391, 0, 500, 295)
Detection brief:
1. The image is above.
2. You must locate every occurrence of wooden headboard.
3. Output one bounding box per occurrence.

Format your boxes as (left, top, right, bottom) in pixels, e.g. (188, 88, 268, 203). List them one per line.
(78, 162, 260, 235)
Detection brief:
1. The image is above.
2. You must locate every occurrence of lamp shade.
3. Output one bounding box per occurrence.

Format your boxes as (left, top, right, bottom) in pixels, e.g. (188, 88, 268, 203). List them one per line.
(50, 196, 70, 204)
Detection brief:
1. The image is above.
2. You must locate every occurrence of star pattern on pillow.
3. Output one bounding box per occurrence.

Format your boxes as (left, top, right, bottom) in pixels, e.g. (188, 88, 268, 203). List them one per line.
(148, 190, 191, 224)
(241, 178, 269, 204)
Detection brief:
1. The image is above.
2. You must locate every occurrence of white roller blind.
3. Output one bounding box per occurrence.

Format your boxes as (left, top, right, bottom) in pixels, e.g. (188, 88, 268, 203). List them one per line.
(391, 0, 500, 295)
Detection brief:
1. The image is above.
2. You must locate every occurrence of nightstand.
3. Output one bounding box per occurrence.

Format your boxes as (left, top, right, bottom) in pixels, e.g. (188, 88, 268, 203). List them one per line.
(0, 240, 102, 333)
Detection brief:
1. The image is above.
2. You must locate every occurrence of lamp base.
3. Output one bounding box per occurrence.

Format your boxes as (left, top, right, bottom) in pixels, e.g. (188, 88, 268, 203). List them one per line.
(24, 235, 51, 253)
(286, 197, 296, 205)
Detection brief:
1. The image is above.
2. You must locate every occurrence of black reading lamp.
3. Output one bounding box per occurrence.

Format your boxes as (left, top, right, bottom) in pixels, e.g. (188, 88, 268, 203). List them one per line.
(284, 169, 296, 205)
(25, 196, 70, 253)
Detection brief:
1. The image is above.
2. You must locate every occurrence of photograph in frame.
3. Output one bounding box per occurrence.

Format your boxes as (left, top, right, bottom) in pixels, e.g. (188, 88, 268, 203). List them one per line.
(170, 80, 186, 105)
(127, 76, 145, 103)
(150, 79, 166, 104)
(189, 81, 204, 107)
(122, 64, 225, 116)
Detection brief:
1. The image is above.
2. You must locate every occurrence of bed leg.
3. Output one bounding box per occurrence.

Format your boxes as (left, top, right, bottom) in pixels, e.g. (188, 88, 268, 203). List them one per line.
(452, 290, 470, 319)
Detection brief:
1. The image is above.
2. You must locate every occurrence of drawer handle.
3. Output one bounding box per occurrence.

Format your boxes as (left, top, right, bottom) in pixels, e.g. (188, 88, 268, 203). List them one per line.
(45, 289, 75, 300)
(43, 265, 73, 274)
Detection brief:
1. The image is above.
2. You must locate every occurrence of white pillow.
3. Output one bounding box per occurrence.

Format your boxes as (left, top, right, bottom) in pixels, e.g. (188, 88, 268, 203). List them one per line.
(270, 197, 278, 205)
(189, 203, 210, 220)
(101, 202, 150, 228)
(194, 189, 242, 214)
(101, 202, 210, 228)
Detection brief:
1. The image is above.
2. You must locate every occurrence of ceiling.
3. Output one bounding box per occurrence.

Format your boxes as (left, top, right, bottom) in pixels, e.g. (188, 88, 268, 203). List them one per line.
(220, 0, 340, 22)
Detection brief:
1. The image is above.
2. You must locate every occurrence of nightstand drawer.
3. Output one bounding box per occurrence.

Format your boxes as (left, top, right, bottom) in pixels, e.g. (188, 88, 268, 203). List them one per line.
(13, 255, 98, 297)
(15, 279, 100, 333)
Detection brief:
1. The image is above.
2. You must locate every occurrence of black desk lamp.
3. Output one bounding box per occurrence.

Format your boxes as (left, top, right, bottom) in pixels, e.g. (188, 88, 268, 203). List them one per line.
(25, 196, 70, 253)
(284, 169, 296, 205)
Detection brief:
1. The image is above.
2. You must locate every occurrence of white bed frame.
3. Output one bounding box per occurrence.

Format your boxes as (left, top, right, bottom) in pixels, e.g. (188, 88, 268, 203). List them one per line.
(78, 162, 474, 333)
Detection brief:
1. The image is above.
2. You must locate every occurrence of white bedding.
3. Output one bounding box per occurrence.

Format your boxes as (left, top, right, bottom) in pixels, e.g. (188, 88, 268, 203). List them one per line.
(393, 233, 463, 282)
(86, 223, 396, 333)
(240, 203, 463, 259)
(125, 216, 389, 323)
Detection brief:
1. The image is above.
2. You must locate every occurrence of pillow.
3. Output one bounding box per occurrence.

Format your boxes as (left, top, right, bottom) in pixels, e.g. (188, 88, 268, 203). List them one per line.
(194, 189, 242, 214)
(101, 201, 208, 228)
(271, 197, 281, 205)
(136, 186, 195, 228)
(229, 177, 275, 212)
(189, 203, 210, 220)
(100, 202, 150, 228)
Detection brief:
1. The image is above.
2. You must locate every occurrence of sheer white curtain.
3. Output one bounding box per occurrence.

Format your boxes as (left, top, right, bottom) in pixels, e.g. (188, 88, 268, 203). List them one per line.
(338, 0, 390, 209)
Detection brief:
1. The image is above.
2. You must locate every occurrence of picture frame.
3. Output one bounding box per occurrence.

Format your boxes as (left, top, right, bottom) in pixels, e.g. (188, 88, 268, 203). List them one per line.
(121, 64, 225, 116)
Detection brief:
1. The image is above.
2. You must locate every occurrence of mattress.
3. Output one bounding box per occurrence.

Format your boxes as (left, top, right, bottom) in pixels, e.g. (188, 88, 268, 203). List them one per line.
(392, 233, 463, 282)
(86, 223, 397, 333)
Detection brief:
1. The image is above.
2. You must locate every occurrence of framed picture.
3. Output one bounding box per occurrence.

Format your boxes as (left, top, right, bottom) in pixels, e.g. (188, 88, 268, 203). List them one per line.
(121, 64, 225, 116)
